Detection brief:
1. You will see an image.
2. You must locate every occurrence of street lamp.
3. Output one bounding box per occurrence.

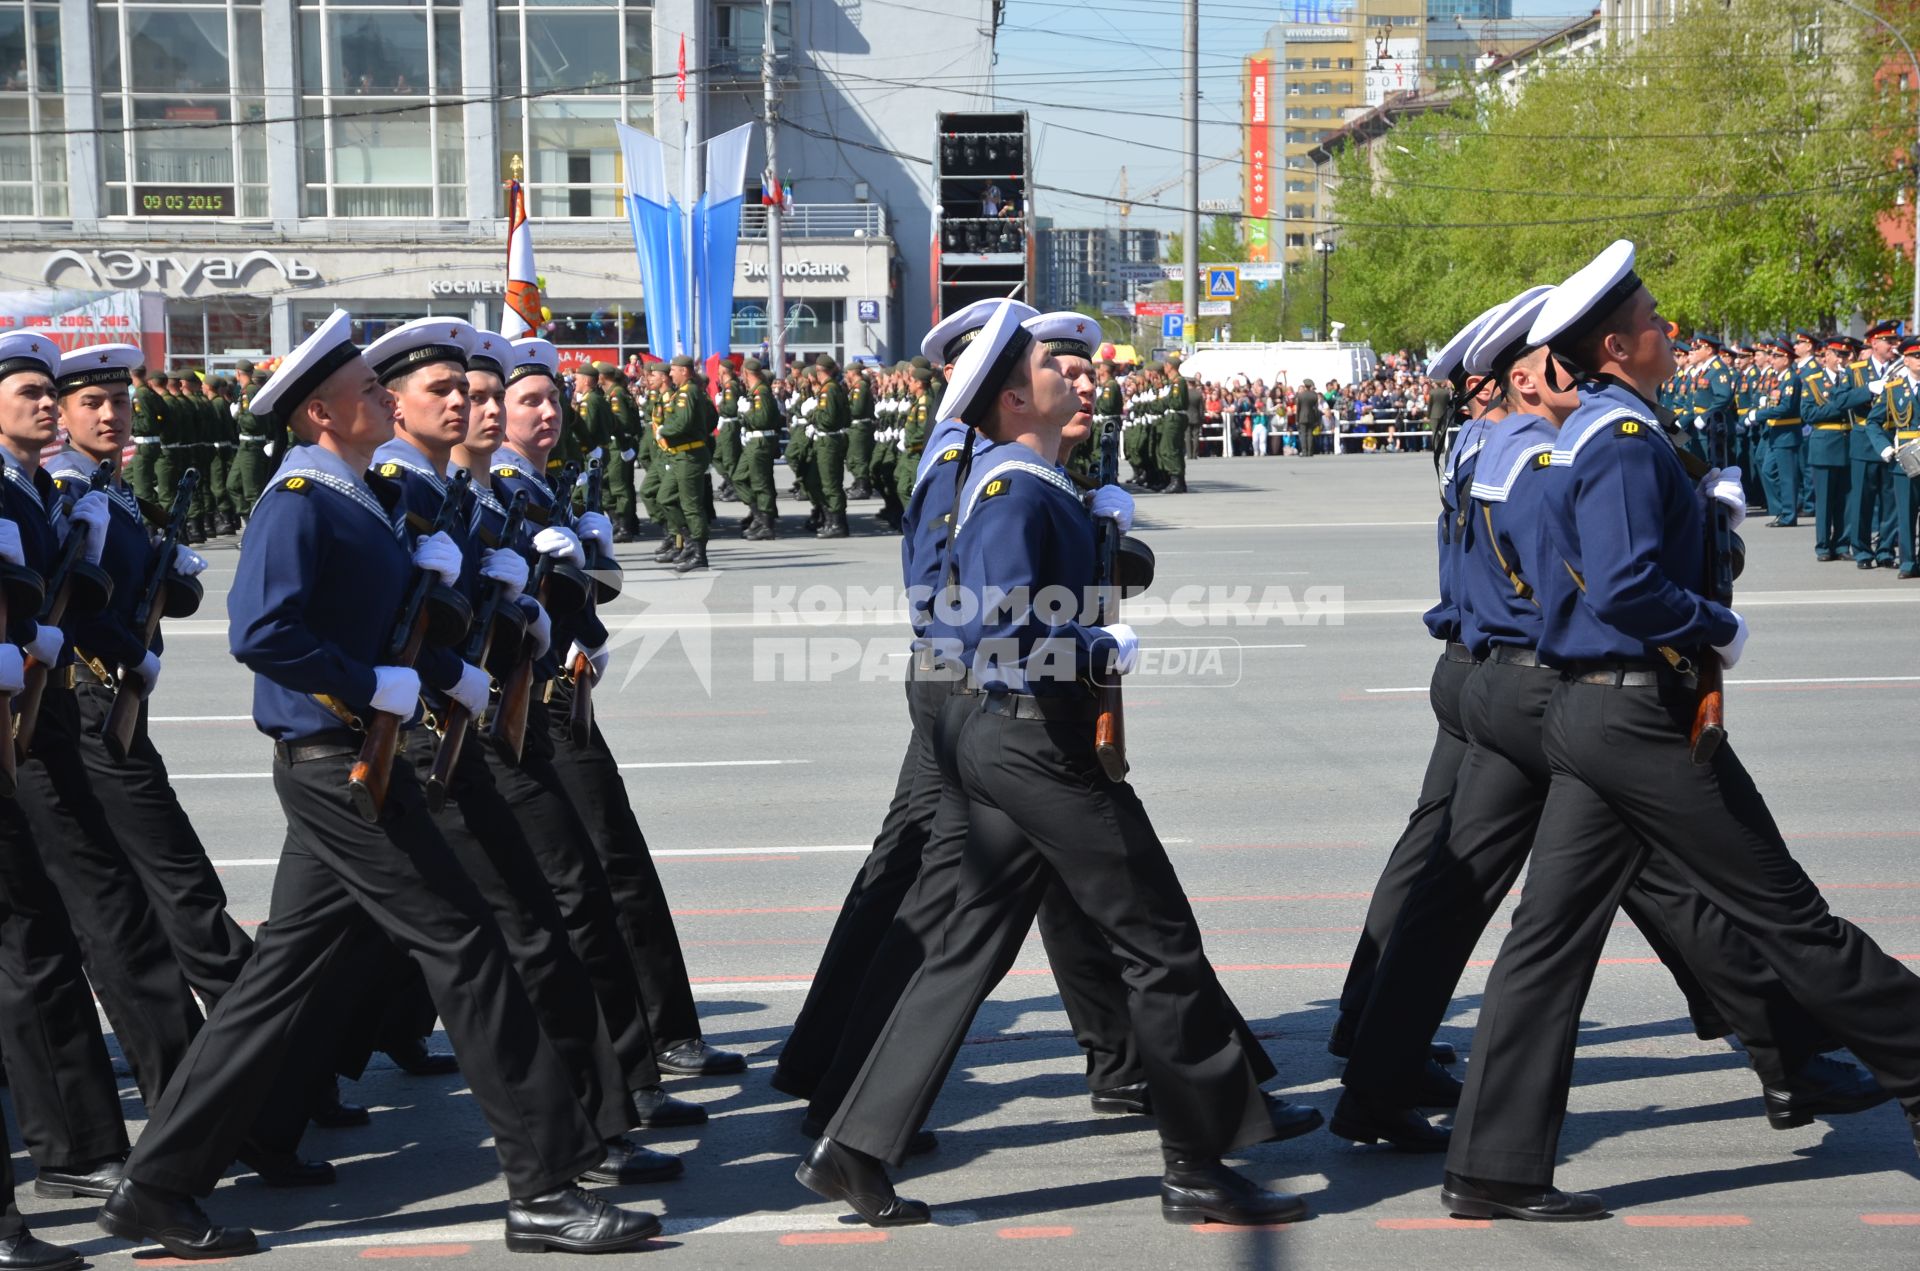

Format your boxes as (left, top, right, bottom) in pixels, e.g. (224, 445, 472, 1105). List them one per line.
(1315, 236, 1335, 342)
(1825, 0, 1919, 330)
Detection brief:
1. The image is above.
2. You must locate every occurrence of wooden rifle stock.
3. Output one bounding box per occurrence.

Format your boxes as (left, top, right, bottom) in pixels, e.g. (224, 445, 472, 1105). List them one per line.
(489, 466, 579, 765)
(567, 463, 604, 747)
(101, 470, 200, 763)
(347, 470, 472, 822)
(426, 490, 530, 811)
(1689, 400, 1736, 764)
(16, 461, 115, 760)
(1089, 418, 1126, 781)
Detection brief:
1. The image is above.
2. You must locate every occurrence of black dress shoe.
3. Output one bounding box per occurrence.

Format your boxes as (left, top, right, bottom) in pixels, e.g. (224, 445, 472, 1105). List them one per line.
(1762, 1053, 1891, 1129)
(311, 1079, 370, 1128)
(1440, 1172, 1607, 1222)
(1816, 550, 1838, 562)
(655, 1038, 747, 1077)
(0, 1230, 80, 1271)
(33, 1155, 124, 1199)
(1411, 1058, 1464, 1108)
(793, 1138, 929, 1227)
(384, 1037, 459, 1077)
(235, 1145, 336, 1188)
(97, 1178, 260, 1259)
(1090, 1082, 1152, 1116)
(631, 1085, 708, 1129)
(1328, 1016, 1456, 1066)
(798, 1116, 937, 1157)
(1160, 1158, 1308, 1225)
(1263, 1095, 1324, 1142)
(580, 1137, 683, 1186)
(1328, 1090, 1450, 1152)
(503, 1185, 661, 1254)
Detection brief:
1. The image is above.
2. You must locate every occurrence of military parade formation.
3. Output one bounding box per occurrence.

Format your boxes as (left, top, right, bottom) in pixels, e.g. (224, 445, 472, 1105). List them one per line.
(0, 234, 1911, 1268)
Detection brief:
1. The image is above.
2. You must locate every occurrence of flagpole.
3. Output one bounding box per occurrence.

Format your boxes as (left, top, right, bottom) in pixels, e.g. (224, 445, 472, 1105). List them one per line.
(763, 0, 784, 375)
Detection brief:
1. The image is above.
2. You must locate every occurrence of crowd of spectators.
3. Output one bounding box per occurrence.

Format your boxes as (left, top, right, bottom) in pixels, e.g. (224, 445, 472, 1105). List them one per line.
(1191, 358, 1448, 456)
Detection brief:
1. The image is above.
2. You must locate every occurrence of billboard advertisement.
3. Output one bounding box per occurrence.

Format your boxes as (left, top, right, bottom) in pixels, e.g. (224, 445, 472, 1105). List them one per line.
(1245, 55, 1273, 263)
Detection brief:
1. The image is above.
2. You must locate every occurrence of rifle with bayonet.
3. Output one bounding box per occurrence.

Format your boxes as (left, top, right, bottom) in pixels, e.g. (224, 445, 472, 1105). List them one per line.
(426, 489, 528, 812)
(489, 464, 582, 765)
(1089, 416, 1127, 780)
(99, 469, 201, 762)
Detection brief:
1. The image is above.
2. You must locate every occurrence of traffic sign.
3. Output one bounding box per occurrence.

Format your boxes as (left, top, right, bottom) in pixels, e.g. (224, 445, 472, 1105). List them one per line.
(1207, 267, 1240, 300)
(856, 299, 879, 323)
(1161, 313, 1185, 341)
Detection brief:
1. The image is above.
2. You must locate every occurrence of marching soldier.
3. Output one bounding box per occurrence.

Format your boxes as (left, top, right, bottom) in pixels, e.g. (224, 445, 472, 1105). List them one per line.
(655, 356, 715, 572)
(846, 363, 876, 500)
(600, 363, 642, 541)
(1801, 335, 1864, 562)
(1158, 350, 1191, 493)
(126, 364, 165, 503)
(784, 369, 822, 529)
(711, 359, 744, 507)
(227, 359, 273, 526)
(738, 358, 780, 540)
(807, 357, 851, 537)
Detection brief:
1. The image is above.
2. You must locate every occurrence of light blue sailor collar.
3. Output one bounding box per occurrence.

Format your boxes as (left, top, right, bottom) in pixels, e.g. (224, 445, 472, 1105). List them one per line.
(1467, 413, 1560, 504)
(494, 446, 548, 487)
(1550, 380, 1658, 467)
(955, 440, 1082, 532)
(0, 440, 44, 509)
(267, 443, 401, 539)
(47, 448, 138, 517)
(1441, 413, 1493, 504)
(373, 433, 447, 490)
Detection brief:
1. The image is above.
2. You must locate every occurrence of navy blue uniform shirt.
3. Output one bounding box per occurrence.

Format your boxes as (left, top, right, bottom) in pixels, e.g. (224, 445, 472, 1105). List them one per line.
(1459, 414, 1559, 656)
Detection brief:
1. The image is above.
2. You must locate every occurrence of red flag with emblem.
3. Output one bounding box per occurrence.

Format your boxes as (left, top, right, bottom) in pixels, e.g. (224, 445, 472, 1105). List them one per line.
(677, 35, 687, 102)
(503, 177, 542, 338)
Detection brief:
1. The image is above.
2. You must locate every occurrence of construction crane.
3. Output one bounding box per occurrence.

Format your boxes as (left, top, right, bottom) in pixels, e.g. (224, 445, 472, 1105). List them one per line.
(1116, 154, 1238, 222)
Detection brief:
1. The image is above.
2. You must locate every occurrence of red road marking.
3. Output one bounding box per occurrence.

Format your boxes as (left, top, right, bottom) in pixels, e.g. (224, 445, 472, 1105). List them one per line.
(1378, 1218, 1489, 1230)
(778, 1231, 889, 1245)
(359, 1246, 475, 1259)
(998, 1226, 1074, 1239)
(135, 1260, 240, 1267)
(1861, 1214, 1920, 1226)
(1622, 1215, 1749, 1228)
(1189, 1223, 1297, 1233)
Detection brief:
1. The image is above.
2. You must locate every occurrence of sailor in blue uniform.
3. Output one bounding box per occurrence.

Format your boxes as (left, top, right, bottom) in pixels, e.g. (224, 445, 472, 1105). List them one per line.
(1441, 241, 1920, 1222)
(1330, 300, 1505, 1070)
(802, 301, 1312, 1230)
(491, 337, 747, 1087)
(97, 310, 659, 1259)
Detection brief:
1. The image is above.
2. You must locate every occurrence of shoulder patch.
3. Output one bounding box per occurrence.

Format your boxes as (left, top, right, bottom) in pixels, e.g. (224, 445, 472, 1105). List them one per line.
(980, 477, 1011, 499)
(492, 466, 515, 478)
(1535, 450, 1553, 467)
(378, 462, 400, 477)
(1615, 419, 1644, 437)
(283, 476, 309, 492)
(937, 446, 963, 464)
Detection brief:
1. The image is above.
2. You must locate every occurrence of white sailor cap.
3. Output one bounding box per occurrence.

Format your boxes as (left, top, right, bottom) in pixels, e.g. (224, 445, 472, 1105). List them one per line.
(467, 330, 509, 379)
(1021, 311, 1099, 360)
(505, 337, 561, 386)
(363, 317, 477, 385)
(922, 298, 1039, 366)
(1463, 285, 1557, 378)
(55, 343, 143, 394)
(0, 329, 61, 386)
(251, 309, 363, 427)
(934, 300, 1035, 428)
(1427, 303, 1507, 385)
(1527, 239, 1640, 354)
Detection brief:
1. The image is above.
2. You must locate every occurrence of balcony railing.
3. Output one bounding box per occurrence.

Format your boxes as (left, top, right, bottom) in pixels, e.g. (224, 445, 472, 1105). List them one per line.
(710, 39, 796, 80)
(740, 202, 887, 239)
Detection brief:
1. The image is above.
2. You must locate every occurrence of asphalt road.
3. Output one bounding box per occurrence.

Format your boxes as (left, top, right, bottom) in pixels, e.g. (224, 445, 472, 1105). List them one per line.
(14, 451, 1920, 1270)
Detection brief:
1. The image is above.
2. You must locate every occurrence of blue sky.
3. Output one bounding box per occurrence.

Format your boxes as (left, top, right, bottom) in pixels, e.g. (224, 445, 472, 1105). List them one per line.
(990, 0, 1598, 232)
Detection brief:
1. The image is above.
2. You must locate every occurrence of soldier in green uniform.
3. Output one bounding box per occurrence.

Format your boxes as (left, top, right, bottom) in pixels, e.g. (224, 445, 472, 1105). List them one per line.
(176, 372, 212, 538)
(1125, 365, 1159, 486)
(738, 358, 780, 540)
(1801, 335, 1865, 561)
(225, 358, 271, 525)
(783, 367, 822, 529)
(867, 364, 905, 531)
(1156, 350, 1191, 493)
(643, 363, 686, 562)
(892, 364, 932, 511)
(1082, 358, 1123, 481)
(807, 356, 851, 538)
(845, 364, 876, 500)
(127, 363, 165, 502)
(599, 363, 642, 540)
(203, 374, 239, 533)
(659, 354, 715, 572)
(711, 360, 745, 509)
(153, 370, 189, 539)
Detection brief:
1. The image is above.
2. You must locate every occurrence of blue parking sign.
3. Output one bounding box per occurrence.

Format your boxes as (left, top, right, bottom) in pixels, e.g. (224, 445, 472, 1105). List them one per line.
(1162, 313, 1184, 341)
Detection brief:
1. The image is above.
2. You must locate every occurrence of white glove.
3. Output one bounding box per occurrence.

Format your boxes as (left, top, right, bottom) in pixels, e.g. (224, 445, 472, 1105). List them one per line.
(588, 446, 605, 462)
(524, 600, 553, 658)
(480, 547, 528, 599)
(68, 491, 110, 565)
(575, 511, 614, 557)
(448, 661, 491, 715)
(263, 441, 277, 458)
(0, 645, 20, 694)
(369, 665, 421, 716)
(0, 519, 20, 567)
(1870, 378, 1888, 397)
(1090, 484, 1135, 534)
(1699, 466, 1747, 529)
(171, 544, 208, 577)
(1713, 610, 1748, 670)
(1692, 418, 1707, 431)
(229, 402, 240, 418)
(620, 448, 636, 461)
(411, 531, 461, 588)
(532, 525, 585, 567)
(801, 396, 818, 415)
(1100, 623, 1140, 675)
(567, 640, 610, 685)
(24, 624, 61, 666)
(1884, 445, 1897, 463)
(133, 649, 161, 698)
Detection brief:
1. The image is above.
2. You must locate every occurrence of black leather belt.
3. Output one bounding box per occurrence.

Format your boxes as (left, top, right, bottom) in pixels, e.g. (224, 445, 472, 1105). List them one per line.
(273, 730, 364, 765)
(1487, 646, 1543, 668)
(1443, 641, 1475, 664)
(1569, 660, 1697, 690)
(980, 692, 1099, 723)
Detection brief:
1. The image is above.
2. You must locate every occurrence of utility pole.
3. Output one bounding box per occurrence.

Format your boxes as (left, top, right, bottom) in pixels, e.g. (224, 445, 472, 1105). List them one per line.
(1182, 0, 1198, 355)
(762, 0, 785, 373)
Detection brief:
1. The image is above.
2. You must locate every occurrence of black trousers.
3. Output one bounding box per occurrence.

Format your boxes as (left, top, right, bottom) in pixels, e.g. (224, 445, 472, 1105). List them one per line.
(779, 674, 1144, 1106)
(1337, 649, 1474, 1020)
(71, 680, 253, 1008)
(407, 732, 634, 1139)
(1344, 658, 1820, 1101)
(1448, 675, 1920, 1187)
(827, 701, 1272, 1166)
(492, 702, 662, 1091)
(0, 799, 130, 1169)
(543, 680, 702, 1050)
(124, 748, 602, 1199)
(0, 1100, 21, 1240)
(14, 684, 202, 1106)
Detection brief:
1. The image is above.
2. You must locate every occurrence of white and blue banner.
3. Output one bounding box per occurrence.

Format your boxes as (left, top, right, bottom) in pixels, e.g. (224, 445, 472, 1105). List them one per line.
(694, 123, 754, 358)
(617, 122, 690, 358)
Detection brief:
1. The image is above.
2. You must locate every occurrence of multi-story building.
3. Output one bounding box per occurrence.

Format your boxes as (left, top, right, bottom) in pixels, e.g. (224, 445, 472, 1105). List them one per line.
(1036, 224, 1160, 313)
(0, 0, 996, 370)
(1426, 0, 1512, 22)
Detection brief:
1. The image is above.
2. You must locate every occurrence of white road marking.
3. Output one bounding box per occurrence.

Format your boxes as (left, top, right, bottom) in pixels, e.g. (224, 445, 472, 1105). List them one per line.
(1368, 674, 1920, 694)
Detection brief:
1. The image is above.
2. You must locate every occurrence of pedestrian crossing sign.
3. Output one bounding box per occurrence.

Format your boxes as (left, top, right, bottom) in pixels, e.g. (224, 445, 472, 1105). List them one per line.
(1207, 267, 1240, 300)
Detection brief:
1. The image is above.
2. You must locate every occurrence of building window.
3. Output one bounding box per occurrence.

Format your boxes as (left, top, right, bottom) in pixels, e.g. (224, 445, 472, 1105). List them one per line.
(1286, 57, 1304, 70)
(0, 1, 64, 217)
(1286, 82, 1301, 95)
(497, 0, 654, 219)
(1287, 179, 1313, 192)
(712, 0, 789, 76)
(298, 301, 488, 346)
(1311, 57, 1330, 69)
(1311, 81, 1331, 94)
(1337, 57, 1354, 69)
(97, 1, 267, 219)
(299, 0, 465, 218)
(1285, 107, 1305, 119)
(1335, 80, 1353, 93)
(1311, 106, 1331, 119)
(167, 302, 272, 371)
(1286, 233, 1307, 249)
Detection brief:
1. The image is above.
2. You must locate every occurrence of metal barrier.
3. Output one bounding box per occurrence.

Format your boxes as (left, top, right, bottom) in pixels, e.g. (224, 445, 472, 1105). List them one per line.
(1197, 409, 1446, 458)
(739, 203, 888, 240)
